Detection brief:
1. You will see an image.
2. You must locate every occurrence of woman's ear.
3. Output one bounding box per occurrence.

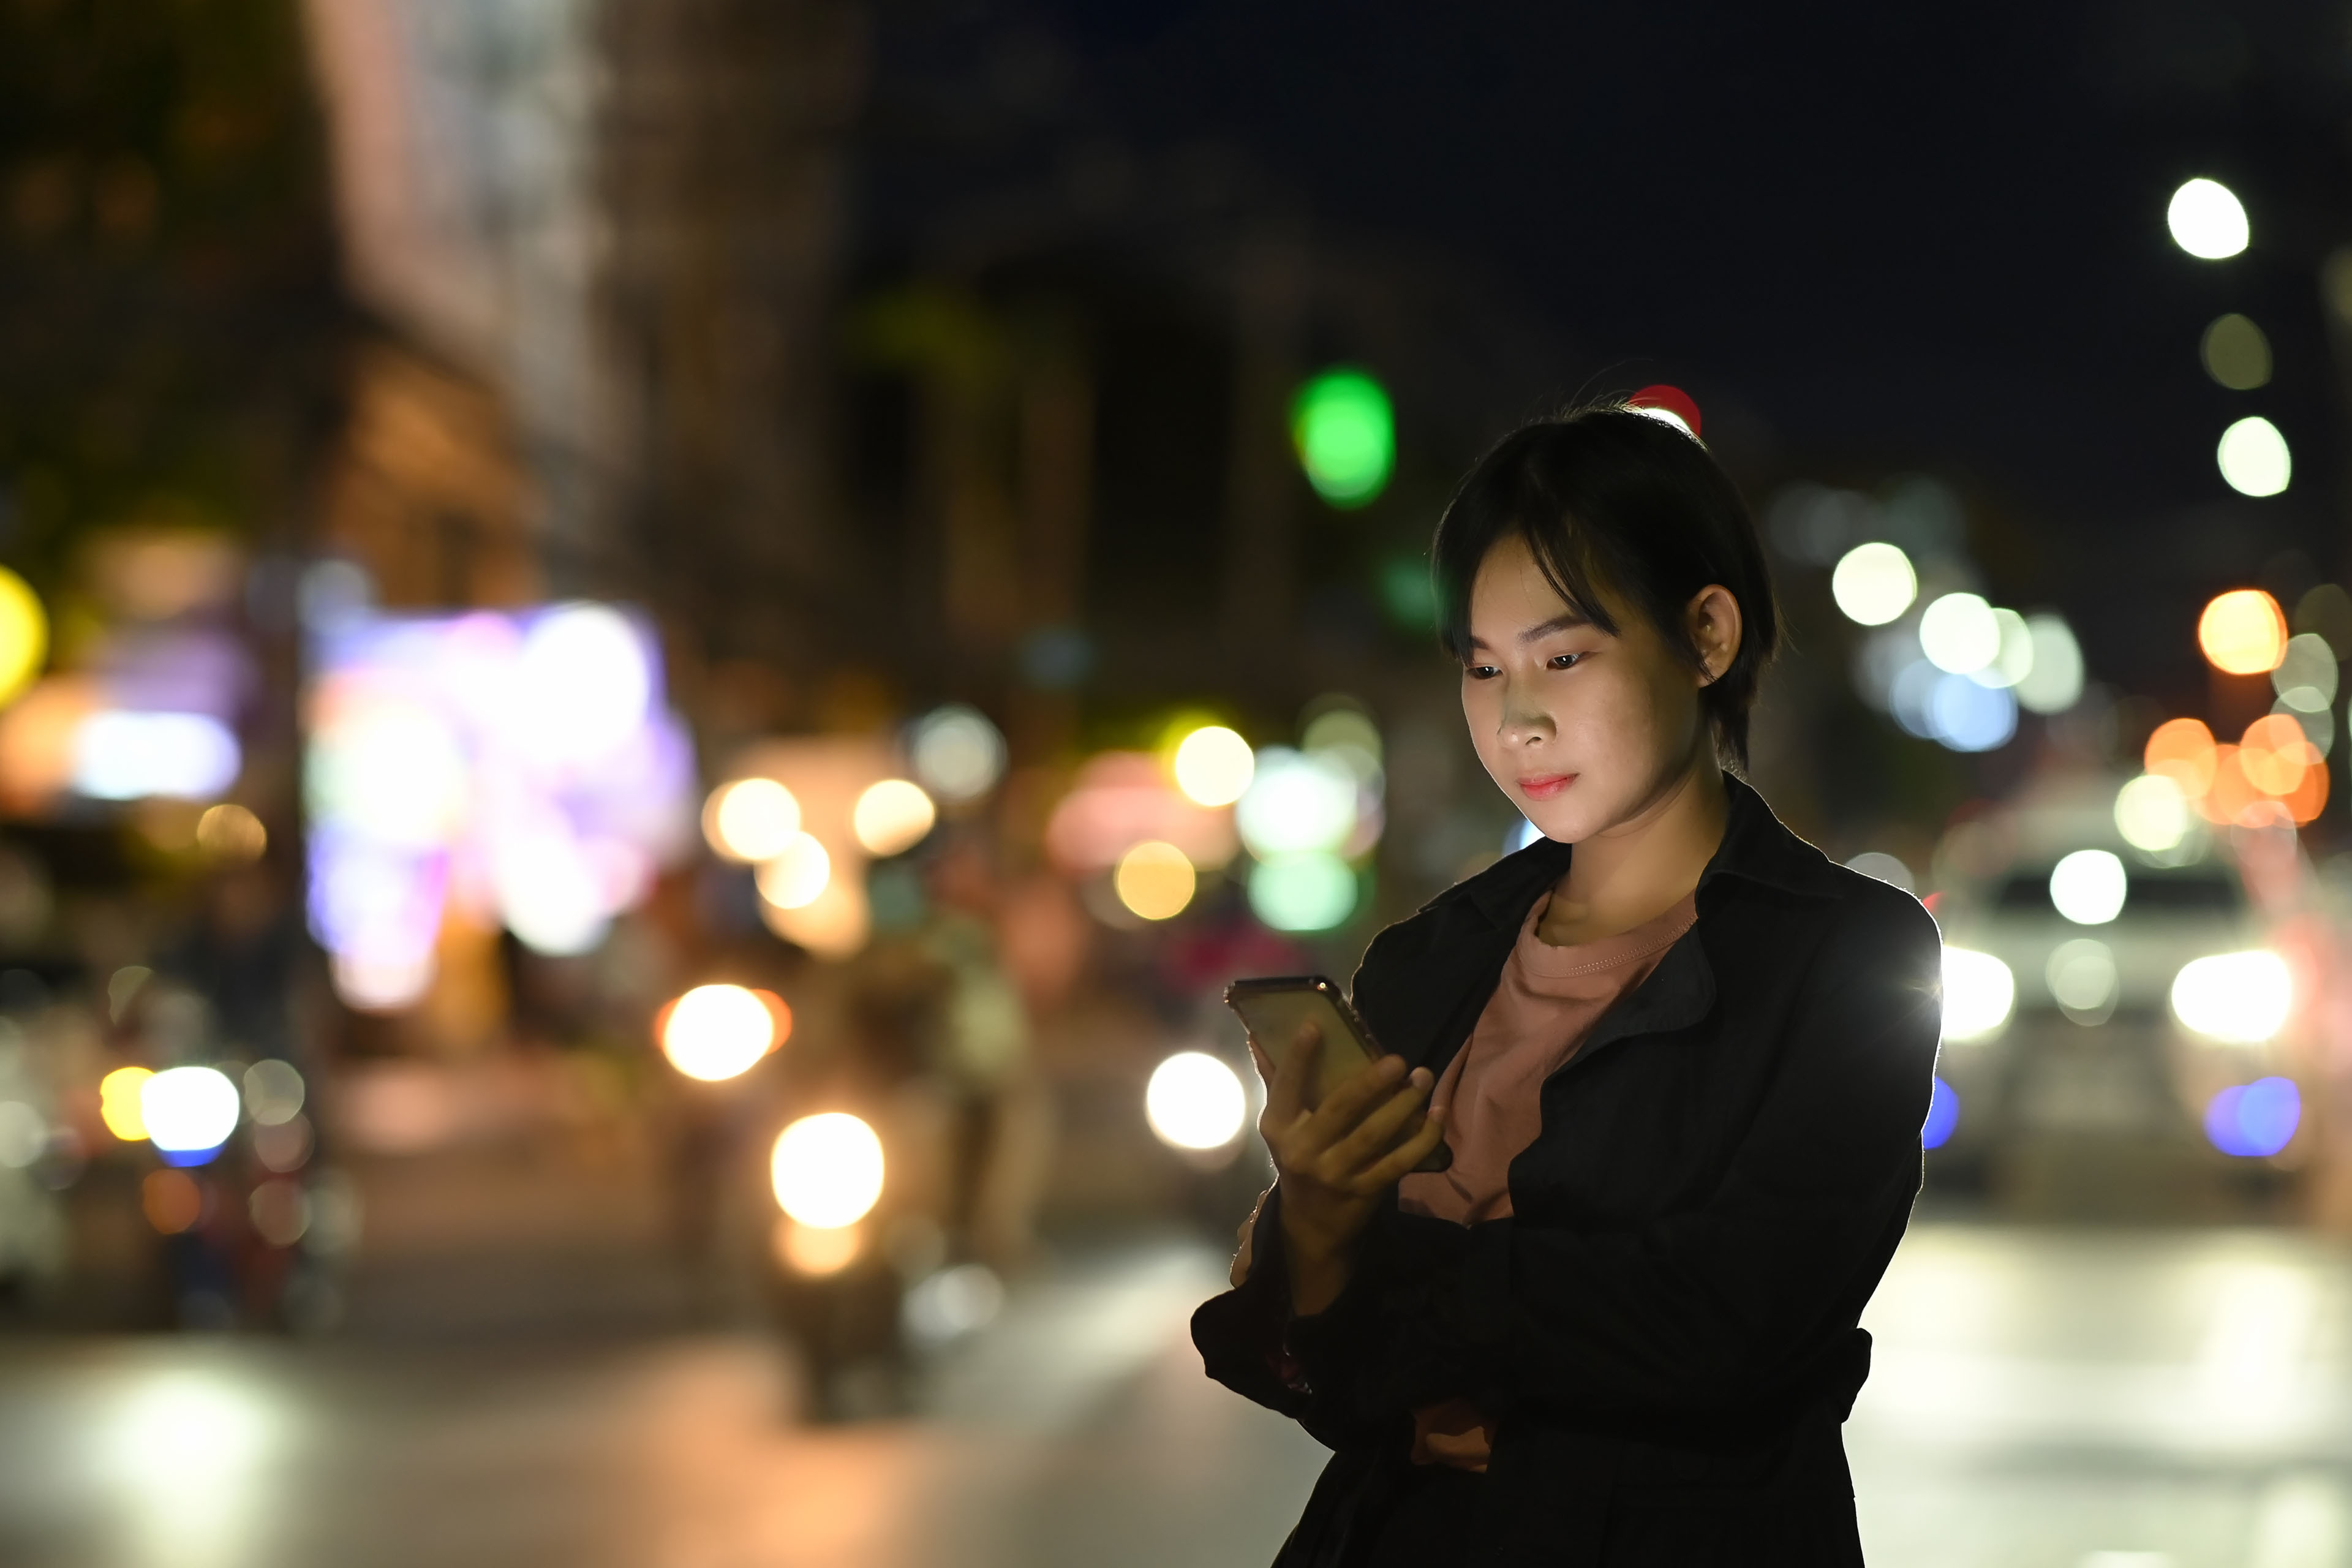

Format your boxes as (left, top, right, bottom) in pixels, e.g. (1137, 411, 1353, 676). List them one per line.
(1687, 585, 1743, 686)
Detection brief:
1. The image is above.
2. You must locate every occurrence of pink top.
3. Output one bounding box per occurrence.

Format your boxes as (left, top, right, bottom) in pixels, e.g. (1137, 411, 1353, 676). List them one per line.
(1398, 890, 1698, 1226)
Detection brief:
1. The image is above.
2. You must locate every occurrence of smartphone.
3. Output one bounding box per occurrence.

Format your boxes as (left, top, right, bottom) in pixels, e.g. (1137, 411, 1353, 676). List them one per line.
(1223, 975, 1452, 1174)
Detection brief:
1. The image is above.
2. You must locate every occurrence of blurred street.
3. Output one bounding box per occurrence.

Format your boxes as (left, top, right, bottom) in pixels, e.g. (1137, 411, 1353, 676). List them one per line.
(4, 1220, 2352, 1568)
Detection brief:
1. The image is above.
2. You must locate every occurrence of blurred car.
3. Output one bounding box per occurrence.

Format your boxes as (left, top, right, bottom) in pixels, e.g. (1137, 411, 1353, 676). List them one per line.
(1930, 780, 2302, 1185)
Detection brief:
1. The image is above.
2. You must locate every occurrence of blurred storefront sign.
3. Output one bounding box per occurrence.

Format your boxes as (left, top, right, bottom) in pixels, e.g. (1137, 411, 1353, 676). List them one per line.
(304, 600, 696, 1014)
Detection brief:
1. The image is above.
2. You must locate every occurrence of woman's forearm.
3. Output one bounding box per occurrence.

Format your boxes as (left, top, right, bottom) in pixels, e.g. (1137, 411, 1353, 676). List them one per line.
(1286, 1237, 1353, 1317)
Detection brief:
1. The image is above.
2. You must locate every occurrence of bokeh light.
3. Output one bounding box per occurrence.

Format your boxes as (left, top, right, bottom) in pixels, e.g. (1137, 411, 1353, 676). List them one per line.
(241, 1060, 304, 1126)
(2146, 717, 2219, 796)
(1171, 725, 1255, 807)
(2217, 416, 2291, 497)
(249, 1179, 310, 1247)
(2168, 176, 2249, 259)
(2115, 773, 2192, 854)
(2049, 849, 2128, 925)
(1928, 673, 2016, 752)
(1235, 748, 1357, 858)
(660, 983, 785, 1081)
(2199, 590, 2288, 675)
(770, 1112, 885, 1229)
(1114, 840, 1196, 921)
(2046, 938, 2120, 1020)
(72, 710, 241, 801)
(2206, 1077, 2299, 1158)
(703, 778, 802, 862)
(1920, 593, 1999, 674)
(760, 875, 871, 960)
(2173, 951, 2293, 1044)
(2272, 633, 2338, 712)
(0, 567, 47, 707)
(908, 705, 1006, 802)
(755, 832, 832, 909)
(1626, 384, 1702, 438)
(2013, 613, 2085, 714)
(2239, 714, 2316, 797)
(1969, 608, 2033, 690)
(195, 803, 267, 862)
(1291, 368, 1395, 507)
(775, 1216, 862, 1275)
(1144, 1051, 1248, 1151)
(1830, 543, 1918, 627)
(2202, 313, 2272, 390)
(511, 603, 652, 767)
(1940, 948, 2015, 1041)
(140, 1066, 239, 1159)
(1248, 850, 1357, 932)
(141, 1169, 202, 1234)
(1921, 1076, 1959, 1150)
(851, 778, 937, 857)
(100, 1066, 153, 1141)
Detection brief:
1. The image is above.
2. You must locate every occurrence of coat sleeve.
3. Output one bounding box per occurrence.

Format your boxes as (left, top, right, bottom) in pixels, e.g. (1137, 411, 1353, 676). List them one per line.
(1354, 890, 1943, 1422)
(1189, 1184, 1411, 1451)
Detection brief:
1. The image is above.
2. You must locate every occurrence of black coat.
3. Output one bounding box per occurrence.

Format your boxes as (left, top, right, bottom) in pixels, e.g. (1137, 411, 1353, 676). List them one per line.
(1193, 776, 1943, 1567)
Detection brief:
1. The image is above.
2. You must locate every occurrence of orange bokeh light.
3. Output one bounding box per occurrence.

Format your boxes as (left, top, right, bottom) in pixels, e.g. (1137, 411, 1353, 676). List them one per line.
(2239, 714, 2317, 797)
(2198, 590, 2288, 676)
(2146, 717, 2218, 797)
(2196, 744, 2257, 825)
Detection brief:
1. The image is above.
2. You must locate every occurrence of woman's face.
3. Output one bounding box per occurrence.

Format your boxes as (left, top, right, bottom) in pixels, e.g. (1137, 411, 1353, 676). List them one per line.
(1459, 535, 1738, 843)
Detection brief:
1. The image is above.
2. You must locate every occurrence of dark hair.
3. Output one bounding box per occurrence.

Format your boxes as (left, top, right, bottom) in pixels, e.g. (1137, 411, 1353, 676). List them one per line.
(1431, 404, 1781, 768)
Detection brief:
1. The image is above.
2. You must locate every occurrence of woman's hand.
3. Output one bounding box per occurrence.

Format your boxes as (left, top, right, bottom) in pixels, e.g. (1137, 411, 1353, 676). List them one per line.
(1254, 1022, 1446, 1316)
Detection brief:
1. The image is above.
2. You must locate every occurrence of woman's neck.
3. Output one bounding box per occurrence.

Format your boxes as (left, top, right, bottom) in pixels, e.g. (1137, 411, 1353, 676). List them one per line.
(1536, 755, 1728, 948)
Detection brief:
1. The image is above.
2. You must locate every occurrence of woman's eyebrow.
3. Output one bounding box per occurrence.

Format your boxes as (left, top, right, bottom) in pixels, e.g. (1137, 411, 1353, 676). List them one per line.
(1517, 611, 1591, 643)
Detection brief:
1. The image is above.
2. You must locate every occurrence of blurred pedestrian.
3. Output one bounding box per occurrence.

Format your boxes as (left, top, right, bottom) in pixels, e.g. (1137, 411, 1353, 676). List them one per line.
(1196, 406, 1942, 1566)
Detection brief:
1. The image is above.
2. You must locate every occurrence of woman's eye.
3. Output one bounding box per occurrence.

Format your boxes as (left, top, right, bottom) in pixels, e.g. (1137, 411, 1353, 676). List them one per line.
(1547, 652, 1583, 671)
(1463, 664, 1501, 681)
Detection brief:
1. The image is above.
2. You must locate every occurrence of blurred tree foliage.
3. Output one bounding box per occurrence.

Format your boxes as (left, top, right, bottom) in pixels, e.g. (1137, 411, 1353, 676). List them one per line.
(0, 0, 346, 586)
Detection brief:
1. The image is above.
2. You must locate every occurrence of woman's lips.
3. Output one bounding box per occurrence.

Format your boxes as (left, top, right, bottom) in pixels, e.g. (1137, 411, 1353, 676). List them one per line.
(1518, 773, 1575, 801)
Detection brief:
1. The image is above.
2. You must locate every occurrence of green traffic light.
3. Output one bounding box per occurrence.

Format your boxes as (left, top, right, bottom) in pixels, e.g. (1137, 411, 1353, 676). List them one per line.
(1291, 368, 1393, 508)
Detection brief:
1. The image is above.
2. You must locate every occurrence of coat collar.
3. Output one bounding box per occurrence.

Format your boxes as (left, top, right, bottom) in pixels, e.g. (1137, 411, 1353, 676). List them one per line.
(1452, 771, 1840, 932)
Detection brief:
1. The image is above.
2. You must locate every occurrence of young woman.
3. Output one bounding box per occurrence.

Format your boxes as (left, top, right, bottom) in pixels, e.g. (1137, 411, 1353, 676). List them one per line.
(1194, 406, 1942, 1566)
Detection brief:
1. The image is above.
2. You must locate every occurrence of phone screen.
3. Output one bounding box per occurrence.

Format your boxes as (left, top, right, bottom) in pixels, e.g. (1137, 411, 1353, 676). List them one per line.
(1224, 977, 1452, 1173)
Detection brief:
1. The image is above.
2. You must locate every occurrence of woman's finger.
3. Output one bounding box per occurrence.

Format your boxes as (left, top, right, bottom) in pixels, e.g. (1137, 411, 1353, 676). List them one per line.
(1261, 1020, 1319, 1130)
(1300, 1052, 1408, 1148)
(1354, 1107, 1449, 1193)
(1323, 1072, 1434, 1174)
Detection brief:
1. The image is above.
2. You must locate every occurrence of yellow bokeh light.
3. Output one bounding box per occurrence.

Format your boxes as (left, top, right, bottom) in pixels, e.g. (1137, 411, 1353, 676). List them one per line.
(2239, 713, 2316, 798)
(851, 778, 937, 857)
(754, 832, 831, 909)
(660, 984, 785, 1081)
(0, 568, 47, 709)
(770, 1112, 885, 1229)
(2199, 590, 2288, 676)
(1172, 725, 1255, 807)
(760, 874, 870, 960)
(703, 778, 802, 863)
(195, 802, 266, 863)
(99, 1066, 153, 1141)
(774, 1215, 862, 1275)
(1114, 839, 1197, 921)
(2145, 717, 2218, 797)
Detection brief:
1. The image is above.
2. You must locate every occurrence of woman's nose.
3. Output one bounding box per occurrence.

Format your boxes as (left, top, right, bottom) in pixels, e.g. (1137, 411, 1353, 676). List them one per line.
(1498, 688, 1551, 746)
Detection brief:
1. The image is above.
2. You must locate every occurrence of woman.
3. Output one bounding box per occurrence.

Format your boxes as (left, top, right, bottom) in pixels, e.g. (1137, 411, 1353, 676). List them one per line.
(1194, 405, 1942, 1566)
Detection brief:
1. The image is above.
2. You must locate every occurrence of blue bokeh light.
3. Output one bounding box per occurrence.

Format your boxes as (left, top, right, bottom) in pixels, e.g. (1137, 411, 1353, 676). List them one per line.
(1928, 674, 2018, 753)
(2204, 1076, 2301, 1158)
(1921, 1074, 1960, 1150)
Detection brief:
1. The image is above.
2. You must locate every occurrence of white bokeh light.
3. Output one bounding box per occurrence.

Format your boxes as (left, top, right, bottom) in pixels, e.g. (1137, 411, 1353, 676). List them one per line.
(140, 1066, 240, 1155)
(770, 1113, 885, 1229)
(2218, 415, 2291, 498)
(2168, 177, 2250, 260)
(1144, 1051, 1249, 1150)
(1830, 543, 1918, 627)
(2049, 849, 2128, 925)
(1920, 594, 2000, 675)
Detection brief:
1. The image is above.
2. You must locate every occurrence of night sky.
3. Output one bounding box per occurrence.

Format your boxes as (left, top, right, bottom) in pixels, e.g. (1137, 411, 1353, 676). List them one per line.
(992, 0, 2352, 698)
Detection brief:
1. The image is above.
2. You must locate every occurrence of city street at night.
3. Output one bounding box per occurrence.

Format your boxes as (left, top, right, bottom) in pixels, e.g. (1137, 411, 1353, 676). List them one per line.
(7, 1223, 2352, 1568)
